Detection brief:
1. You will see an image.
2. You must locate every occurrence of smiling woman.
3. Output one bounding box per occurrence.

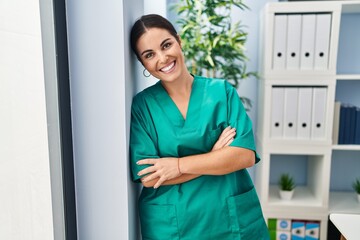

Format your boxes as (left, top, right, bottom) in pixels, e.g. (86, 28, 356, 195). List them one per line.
(129, 14, 269, 240)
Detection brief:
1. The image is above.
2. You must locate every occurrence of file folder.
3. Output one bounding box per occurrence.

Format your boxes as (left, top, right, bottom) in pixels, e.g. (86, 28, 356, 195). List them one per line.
(283, 87, 298, 138)
(300, 14, 316, 70)
(332, 101, 341, 145)
(314, 14, 332, 70)
(271, 87, 285, 138)
(305, 222, 320, 240)
(297, 87, 313, 139)
(270, 230, 291, 240)
(354, 107, 360, 144)
(348, 106, 357, 144)
(268, 218, 292, 231)
(338, 104, 348, 144)
(286, 14, 302, 70)
(292, 221, 305, 240)
(311, 87, 327, 139)
(273, 15, 288, 70)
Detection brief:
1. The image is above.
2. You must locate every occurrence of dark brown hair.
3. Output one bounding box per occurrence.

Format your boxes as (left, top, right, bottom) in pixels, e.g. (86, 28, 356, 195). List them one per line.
(130, 14, 179, 60)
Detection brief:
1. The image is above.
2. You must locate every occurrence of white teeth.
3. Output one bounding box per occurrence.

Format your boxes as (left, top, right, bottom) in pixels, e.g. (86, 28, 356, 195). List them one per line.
(161, 62, 175, 72)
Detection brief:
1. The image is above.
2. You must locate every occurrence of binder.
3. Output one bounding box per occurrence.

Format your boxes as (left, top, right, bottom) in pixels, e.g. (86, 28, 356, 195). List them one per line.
(291, 221, 305, 240)
(300, 14, 316, 70)
(270, 230, 291, 240)
(332, 101, 341, 145)
(348, 105, 357, 144)
(273, 14, 288, 70)
(271, 87, 285, 138)
(268, 218, 291, 231)
(354, 107, 360, 144)
(305, 222, 320, 240)
(283, 87, 299, 138)
(314, 14, 332, 70)
(286, 14, 302, 70)
(311, 87, 327, 139)
(338, 104, 348, 144)
(297, 87, 313, 139)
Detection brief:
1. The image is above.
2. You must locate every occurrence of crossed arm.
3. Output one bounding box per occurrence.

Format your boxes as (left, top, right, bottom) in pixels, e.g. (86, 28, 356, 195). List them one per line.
(136, 126, 255, 188)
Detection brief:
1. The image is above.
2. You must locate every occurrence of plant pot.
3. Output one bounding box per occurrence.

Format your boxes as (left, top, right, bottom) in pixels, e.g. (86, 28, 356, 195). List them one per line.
(279, 190, 294, 200)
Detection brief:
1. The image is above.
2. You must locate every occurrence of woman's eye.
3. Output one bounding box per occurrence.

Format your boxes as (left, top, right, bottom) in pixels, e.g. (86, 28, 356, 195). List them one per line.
(145, 53, 154, 59)
(163, 42, 172, 49)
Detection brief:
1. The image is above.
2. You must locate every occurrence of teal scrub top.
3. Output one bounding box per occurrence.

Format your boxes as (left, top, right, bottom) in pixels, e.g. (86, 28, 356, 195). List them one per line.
(130, 76, 269, 240)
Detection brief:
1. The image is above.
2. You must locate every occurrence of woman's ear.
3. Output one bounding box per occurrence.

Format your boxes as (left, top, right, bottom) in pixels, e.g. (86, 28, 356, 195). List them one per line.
(176, 34, 182, 47)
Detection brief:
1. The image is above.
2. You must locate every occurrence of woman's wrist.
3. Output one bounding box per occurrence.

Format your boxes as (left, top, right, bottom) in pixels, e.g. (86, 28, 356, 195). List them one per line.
(177, 157, 182, 175)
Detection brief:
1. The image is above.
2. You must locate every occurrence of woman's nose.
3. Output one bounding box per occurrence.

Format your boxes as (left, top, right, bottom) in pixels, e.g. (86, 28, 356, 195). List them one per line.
(159, 53, 168, 63)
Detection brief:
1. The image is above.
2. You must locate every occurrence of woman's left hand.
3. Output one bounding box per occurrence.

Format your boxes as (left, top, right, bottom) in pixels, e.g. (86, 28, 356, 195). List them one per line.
(137, 157, 181, 188)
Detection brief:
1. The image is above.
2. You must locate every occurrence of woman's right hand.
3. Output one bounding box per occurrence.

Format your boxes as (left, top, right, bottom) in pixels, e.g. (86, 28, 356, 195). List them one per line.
(211, 126, 236, 151)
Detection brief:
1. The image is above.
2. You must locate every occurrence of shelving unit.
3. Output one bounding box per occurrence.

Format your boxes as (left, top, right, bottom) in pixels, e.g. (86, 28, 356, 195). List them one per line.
(256, 1, 360, 239)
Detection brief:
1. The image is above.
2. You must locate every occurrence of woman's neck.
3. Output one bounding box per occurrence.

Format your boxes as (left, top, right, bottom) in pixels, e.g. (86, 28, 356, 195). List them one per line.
(161, 71, 194, 97)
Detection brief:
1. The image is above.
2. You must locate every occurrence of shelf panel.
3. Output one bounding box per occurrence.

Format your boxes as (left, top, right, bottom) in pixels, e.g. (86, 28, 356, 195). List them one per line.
(329, 191, 360, 214)
(342, 2, 360, 14)
(268, 185, 323, 208)
(332, 145, 360, 151)
(336, 74, 360, 80)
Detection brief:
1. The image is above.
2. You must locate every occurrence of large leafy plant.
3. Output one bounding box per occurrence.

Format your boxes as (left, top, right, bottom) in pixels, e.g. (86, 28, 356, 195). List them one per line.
(173, 0, 256, 109)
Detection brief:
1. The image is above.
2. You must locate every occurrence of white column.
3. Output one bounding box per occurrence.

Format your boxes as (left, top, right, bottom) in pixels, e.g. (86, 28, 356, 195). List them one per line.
(66, 0, 143, 239)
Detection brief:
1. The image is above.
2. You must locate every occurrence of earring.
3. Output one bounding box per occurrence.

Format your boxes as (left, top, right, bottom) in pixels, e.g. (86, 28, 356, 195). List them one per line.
(143, 69, 151, 78)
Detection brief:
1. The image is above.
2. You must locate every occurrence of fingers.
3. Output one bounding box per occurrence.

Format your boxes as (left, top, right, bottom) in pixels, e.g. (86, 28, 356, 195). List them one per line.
(222, 128, 236, 146)
(138, 166, 156, 177)
(154, 176, 166, 189)
(137, 158, 157, 165)
(224, 136, 234, 146)
(137, 157, 181, 188)
(141, 171, 159, 183)
(212, 126, 236, 151)
(219, 126, 232, 138)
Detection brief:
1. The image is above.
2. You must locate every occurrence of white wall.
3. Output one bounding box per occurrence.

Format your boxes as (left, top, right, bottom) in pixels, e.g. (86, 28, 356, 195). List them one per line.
(66, 0, 143, 239)
(0, 0, 54, 239)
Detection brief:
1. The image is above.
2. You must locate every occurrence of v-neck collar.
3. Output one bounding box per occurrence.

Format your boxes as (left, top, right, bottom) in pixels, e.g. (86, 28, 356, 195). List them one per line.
(154, 76, 202, 128)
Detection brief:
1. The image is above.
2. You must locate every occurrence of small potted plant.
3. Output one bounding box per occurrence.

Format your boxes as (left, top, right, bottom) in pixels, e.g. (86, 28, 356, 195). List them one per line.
(278, 173, 296, 200)
(352, 178, 360, 203)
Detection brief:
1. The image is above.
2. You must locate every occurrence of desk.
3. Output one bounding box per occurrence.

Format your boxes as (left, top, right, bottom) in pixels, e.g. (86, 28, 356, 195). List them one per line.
(330, 213, 360, 240)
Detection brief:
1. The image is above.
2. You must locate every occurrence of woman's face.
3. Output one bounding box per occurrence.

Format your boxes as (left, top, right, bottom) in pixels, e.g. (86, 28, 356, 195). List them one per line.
(136, 27, 187, 83)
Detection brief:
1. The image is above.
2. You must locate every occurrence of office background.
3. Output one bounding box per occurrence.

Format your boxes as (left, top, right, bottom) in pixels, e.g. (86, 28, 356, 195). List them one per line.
(1, 0, 359, 239)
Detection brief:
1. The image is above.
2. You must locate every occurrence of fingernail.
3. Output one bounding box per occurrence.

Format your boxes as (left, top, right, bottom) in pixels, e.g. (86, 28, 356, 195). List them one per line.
(136, 161, 140, 165)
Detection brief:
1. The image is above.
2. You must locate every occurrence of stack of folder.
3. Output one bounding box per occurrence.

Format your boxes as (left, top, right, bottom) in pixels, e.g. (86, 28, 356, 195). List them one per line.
(333, 102, 360, 144)
(268, 218, 320, 240)
(273, 13, 331, 70)
(271, 87, 327, 139)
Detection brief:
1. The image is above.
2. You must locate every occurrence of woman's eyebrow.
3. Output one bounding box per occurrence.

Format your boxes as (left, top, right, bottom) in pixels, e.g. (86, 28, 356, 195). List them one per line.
(140, 38, 172, 56)
(141, 49, 152, 57)
(160, 38, 171, 47)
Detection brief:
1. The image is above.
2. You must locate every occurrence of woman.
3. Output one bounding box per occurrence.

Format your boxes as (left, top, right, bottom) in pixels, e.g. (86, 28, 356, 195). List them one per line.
(130, 14, 269, 240)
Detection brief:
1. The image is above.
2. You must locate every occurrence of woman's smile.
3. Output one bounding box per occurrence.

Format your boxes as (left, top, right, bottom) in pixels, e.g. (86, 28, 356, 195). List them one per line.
(160, 61, 176, 73)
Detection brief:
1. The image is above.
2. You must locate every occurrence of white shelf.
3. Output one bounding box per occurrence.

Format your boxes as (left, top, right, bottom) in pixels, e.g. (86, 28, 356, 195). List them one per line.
(268, 185, 323, 208)
(336, 74, 360, 80)
(258, 2, 360, 239)
(342, 1, 360, 14)
(329, 191, 360, 214)
(332, 145, 360, 151)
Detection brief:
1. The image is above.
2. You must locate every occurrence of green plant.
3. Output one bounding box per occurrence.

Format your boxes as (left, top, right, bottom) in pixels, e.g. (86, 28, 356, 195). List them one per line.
(353, 178, 360, 194)
(173, 0, 256, 110)
(278, 173, 296, 191)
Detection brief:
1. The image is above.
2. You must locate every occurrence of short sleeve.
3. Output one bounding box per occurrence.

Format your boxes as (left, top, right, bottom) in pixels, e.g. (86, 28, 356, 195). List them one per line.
(225, 82, 261, 163)
(130, 96, 159, 182)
